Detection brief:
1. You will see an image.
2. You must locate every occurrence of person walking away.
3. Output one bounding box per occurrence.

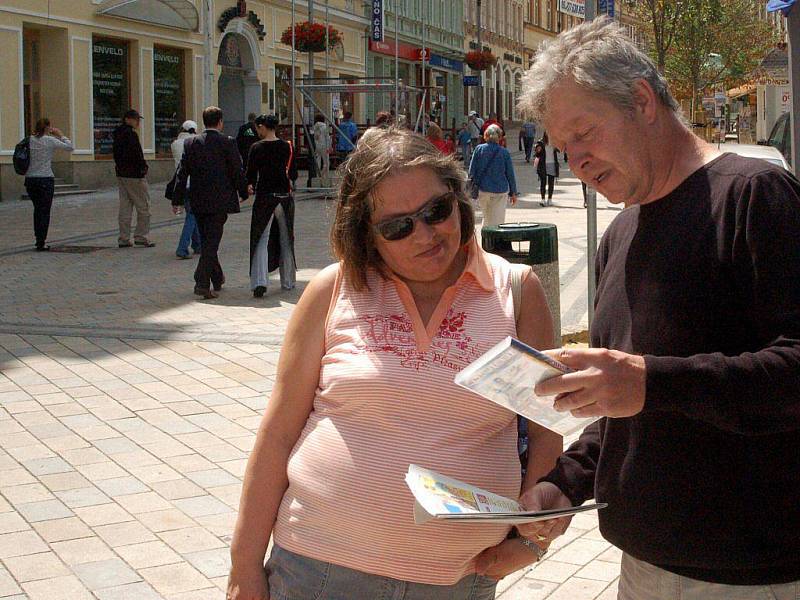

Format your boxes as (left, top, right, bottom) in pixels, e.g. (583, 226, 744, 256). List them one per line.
(170, 120, 201, 259)
(336, 111, 358, 155)
(245, 114, 298, 298)
(173, 106, 248, 299)
(534, 133, 559, 206)
(227, 126, 562, 600)
(311, 114, 331, 180)
(24, 118, 74, 251)
(468, 124, 518, 229)
(458, 122, 473, 167)
(481, 112, 506, 147)
(519, 120, 537, 162)
(113, 109, 154, 248)
(517, 17, 800, 599)
(236, 113, 258, 165)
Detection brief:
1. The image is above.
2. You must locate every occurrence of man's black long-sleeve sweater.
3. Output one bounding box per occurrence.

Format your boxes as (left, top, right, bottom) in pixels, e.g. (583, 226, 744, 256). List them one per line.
(542, 154, 800, 585)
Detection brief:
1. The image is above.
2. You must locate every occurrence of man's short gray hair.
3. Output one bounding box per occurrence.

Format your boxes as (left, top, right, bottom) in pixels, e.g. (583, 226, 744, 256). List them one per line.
(484, 124, 503, 142)
(518, 17, 680, 123)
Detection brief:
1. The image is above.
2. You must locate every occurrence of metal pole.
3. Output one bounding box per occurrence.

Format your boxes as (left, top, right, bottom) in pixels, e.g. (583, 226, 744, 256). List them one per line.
(204, 0, 213, 109)
(789, 8, 800, 175)
(476, 0, 482, 116)
(421, 0, 426, 133)
(291, 0, 296, 147)
(584, 0, 597, 330)
(395, 0, 399, 116)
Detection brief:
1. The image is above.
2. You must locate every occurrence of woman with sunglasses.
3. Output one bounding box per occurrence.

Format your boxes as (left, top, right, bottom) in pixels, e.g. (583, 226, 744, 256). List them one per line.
(227, 127, 562, 600)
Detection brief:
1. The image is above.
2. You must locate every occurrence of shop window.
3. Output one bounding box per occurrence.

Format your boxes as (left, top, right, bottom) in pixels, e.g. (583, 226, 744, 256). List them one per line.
(275, 64, 293, 124)
(92, 37, 130, 156)
(153, 46, 185, 157)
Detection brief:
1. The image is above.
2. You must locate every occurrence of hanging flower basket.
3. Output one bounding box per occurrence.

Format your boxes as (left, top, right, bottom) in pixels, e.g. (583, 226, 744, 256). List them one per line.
(465, 50, 497, 71)
(281, 22, 342, 53)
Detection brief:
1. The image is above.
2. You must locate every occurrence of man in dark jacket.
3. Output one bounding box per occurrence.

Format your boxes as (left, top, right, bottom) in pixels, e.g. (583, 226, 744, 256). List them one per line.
(174, 106, 248, 299)
(113, 109, 154, 247)
(236, 113, 258, 166)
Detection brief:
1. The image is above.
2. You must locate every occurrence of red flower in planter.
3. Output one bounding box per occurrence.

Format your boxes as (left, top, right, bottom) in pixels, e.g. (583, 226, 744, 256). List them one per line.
(465, 50, 497, 71)
(281, 22, 342, 53)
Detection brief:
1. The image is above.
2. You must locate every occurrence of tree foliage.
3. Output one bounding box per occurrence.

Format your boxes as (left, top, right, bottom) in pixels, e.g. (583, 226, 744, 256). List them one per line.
(624, 0, 778, 108)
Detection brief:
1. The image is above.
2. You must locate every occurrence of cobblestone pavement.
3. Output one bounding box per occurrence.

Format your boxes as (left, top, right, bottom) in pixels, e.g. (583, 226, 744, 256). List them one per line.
(0, 142, 622, 599)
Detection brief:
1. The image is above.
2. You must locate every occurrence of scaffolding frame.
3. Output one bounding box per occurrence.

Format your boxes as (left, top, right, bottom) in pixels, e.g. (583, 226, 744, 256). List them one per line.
(295, 76, 426, 194)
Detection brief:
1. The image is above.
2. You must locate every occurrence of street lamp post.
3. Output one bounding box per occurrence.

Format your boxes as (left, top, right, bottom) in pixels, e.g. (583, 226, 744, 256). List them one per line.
(476, 0, 482, 115)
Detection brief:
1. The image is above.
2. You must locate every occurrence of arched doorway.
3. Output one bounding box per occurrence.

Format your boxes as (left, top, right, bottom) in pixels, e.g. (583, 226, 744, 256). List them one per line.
(217, 31, 261, 137)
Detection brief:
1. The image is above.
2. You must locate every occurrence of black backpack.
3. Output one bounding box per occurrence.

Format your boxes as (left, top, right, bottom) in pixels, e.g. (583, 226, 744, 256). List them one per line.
(13, 137, 30, 175)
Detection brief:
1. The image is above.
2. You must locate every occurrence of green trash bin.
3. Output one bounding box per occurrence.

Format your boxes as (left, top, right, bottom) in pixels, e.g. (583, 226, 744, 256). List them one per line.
(481, 222, 560, 345)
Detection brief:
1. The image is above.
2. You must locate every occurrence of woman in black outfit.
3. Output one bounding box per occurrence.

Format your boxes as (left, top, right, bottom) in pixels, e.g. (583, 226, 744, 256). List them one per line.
(245, 114, 298, 298)
(533, 133, 560, 206)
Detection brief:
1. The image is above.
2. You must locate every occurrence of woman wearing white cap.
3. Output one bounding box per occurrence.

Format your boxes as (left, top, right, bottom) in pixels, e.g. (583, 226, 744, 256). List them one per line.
(171, 120, 201, 259)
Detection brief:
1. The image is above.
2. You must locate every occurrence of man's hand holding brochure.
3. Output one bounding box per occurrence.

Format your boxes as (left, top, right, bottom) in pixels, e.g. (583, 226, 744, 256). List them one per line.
(405, 464, 606, 525)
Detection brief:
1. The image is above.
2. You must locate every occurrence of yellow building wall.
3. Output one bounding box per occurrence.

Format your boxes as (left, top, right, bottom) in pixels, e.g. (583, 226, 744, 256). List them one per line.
(0, 26, 24, 153)
(70, 34, 94, 155)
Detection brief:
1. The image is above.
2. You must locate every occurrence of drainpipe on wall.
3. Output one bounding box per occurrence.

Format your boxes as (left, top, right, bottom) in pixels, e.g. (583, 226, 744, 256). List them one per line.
(204, 0, 214, 108)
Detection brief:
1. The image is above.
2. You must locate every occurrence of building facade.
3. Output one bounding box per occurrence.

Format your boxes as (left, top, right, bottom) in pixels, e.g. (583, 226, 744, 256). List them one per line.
(463, 0, 526, 123)
(0, 0, 367, 201)
(366, 0, 466, 128)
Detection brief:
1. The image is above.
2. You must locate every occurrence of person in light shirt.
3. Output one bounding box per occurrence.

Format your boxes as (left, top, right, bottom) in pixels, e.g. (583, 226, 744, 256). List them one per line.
(227, 126, 562, 600)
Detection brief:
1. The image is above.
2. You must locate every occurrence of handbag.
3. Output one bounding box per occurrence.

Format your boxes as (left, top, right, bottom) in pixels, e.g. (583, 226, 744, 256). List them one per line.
(468, 145, 501, 200)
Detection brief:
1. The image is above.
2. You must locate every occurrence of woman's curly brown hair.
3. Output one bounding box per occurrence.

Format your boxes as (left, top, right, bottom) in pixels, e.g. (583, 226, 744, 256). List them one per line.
(330, 126, 475, 290)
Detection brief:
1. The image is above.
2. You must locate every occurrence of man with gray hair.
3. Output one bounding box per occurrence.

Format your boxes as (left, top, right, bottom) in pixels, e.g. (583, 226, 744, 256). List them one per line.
(508, 17, 800, 599)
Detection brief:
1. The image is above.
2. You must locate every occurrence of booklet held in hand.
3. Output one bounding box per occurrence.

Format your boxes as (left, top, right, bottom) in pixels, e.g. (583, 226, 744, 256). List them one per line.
(454, 336, 598, 436)
(405, 464, 606, 524)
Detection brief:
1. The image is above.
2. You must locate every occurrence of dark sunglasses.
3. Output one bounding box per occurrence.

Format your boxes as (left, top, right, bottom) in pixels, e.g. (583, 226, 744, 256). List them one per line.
(372, 192, 456, 241)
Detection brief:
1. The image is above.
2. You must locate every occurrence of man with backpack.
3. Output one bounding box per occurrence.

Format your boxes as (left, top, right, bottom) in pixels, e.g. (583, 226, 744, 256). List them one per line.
(113, 109, 154, 248)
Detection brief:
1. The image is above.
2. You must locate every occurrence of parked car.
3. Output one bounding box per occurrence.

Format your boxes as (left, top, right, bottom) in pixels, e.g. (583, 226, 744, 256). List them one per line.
(726, 142, 790, 170)
(759, 111, 792, 168)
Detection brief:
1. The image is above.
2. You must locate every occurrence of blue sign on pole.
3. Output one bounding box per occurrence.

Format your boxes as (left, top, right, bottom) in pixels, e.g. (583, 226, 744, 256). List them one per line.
(371, 0, 383, 42)
(598, 0, 615, 17)
(463, 75, 480, 86)
(428, 54, 464, 73)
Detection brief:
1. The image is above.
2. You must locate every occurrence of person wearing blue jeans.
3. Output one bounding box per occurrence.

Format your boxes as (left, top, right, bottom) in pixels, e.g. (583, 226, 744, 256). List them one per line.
(171, 121, 201, 259)
(175, 199, 201, 258)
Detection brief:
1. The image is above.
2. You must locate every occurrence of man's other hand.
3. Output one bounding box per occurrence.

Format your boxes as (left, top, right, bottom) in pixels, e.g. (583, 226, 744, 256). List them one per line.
(535, 348, 646, 418)
(516, 482, 574, 541)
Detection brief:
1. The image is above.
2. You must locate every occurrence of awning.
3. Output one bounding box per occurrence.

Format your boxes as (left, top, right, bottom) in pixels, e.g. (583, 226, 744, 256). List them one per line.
(727, 83, 756, 99)
(97, 0, 199, 31)
(767, 0, 796, 16)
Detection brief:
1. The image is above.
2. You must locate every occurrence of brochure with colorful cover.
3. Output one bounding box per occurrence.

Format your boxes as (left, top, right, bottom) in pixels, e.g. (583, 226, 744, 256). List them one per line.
(405, 464, 606, 524)
(454, 336, 598, 436)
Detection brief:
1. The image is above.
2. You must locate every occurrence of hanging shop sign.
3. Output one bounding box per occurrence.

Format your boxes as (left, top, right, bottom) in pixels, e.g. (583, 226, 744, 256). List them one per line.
(92, 38, 129, 156)
(428, 54, 464, 73)
(371, 0, 384, 42)
(598, 0, 614, 17)
(463, 75, 480, 86)
(558, 0, 585, 18)
(369, 38, 420, 61)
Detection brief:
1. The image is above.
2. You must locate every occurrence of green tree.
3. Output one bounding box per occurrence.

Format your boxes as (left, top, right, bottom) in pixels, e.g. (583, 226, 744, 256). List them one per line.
(664, 0, 775, 119)
(621, 0, 687, 73)
(624, 0, 777, 118)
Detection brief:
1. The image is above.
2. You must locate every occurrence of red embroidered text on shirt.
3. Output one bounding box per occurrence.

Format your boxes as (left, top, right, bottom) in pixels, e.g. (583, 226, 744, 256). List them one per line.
(358, 309, 481, 372)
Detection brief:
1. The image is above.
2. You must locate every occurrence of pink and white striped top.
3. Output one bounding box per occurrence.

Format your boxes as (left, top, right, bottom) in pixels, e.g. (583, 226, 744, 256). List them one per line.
(272, 241, 521, 585)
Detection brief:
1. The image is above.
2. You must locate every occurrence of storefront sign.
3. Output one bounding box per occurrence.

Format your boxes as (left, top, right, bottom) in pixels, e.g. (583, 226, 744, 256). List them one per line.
(428, 54, 463, 73)
(598, 0, 614, 17)
(558, 0, 585, 18)
(92, 38, 129, 156)
(371, 0, 384, 42)
(415, 48, 430, 62)
(368, 38, 419, 61)
(463, 75, 480, 86)
(154, 47, 184, 156)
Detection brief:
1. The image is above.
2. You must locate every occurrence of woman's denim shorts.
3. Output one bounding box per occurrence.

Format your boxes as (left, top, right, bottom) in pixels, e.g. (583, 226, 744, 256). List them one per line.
(266, 545, 497, 600)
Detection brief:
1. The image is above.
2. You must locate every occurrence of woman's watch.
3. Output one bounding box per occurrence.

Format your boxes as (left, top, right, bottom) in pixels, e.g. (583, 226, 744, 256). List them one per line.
(518, 537, 548, 561)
